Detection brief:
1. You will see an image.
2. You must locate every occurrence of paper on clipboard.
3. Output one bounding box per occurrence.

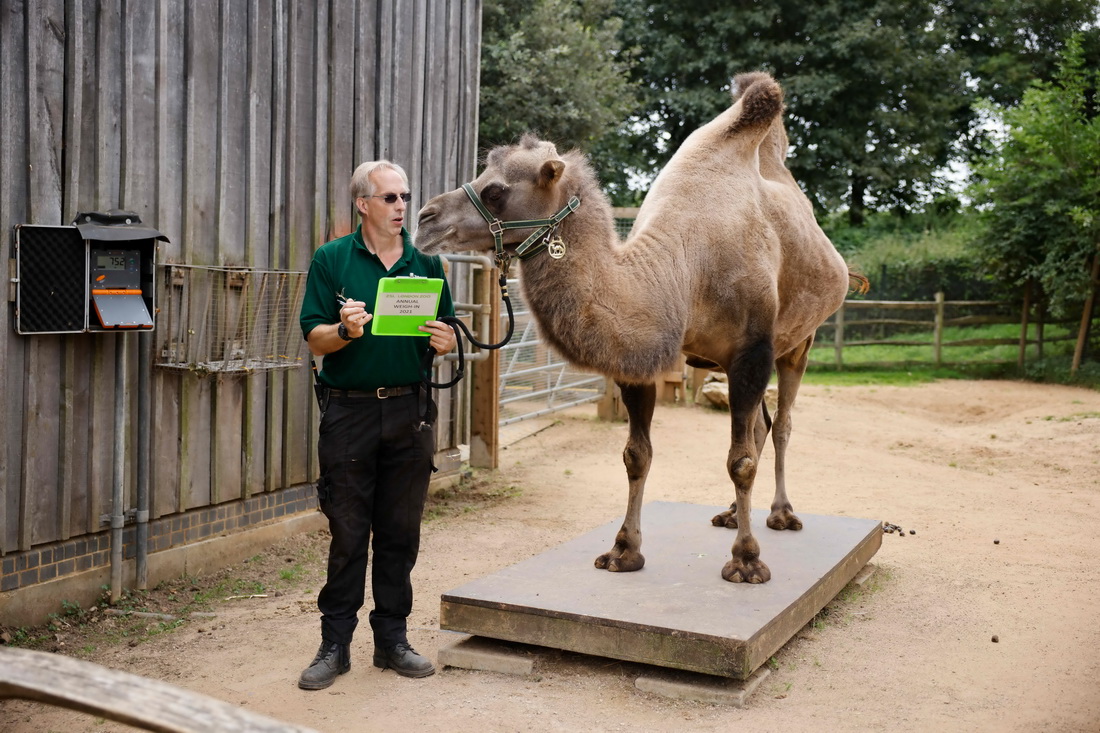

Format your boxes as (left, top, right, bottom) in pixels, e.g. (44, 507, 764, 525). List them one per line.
(370, 276, 444, 336)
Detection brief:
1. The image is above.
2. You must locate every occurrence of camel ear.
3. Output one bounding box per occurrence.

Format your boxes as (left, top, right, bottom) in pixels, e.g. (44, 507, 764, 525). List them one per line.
(538, 159, 565, 188)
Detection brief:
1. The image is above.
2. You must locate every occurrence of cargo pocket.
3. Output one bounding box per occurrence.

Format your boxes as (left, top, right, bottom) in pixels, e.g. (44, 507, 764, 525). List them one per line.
(412, 394, 439, 473)
(315, 474, 332, 517)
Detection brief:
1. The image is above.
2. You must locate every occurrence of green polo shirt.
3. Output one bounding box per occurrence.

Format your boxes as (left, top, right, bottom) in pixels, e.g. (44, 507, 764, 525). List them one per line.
(300, 225, 455, 390)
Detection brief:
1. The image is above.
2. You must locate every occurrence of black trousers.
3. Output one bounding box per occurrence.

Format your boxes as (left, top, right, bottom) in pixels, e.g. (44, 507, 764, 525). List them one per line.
(315, 390, 435, 648)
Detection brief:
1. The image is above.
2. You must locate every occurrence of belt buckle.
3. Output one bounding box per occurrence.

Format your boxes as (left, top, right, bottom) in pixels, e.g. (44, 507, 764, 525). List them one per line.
(376, 387, 388, 399)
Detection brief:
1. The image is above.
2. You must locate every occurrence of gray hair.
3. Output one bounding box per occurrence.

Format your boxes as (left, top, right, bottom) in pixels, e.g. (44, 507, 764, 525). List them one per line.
(349, 160, 409, 200)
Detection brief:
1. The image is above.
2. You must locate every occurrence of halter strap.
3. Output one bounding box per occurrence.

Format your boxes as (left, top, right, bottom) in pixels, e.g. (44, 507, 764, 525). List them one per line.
(461, 183, 580, 267)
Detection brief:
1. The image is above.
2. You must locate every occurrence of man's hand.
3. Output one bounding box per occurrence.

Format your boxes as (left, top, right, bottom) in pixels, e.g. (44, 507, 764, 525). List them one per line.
(340, 299, 371, 338)
(419, 320, 457, 356)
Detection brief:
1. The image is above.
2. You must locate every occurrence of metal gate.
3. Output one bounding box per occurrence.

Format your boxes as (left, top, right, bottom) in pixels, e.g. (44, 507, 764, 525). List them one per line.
(498, 273, 605, 426)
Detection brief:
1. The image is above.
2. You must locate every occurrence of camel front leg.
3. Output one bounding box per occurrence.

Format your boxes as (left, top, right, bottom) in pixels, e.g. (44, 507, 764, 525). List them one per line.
(595, 381, 655, 573)
(722, 340, 774, 583)
(767, 336, 813, 531)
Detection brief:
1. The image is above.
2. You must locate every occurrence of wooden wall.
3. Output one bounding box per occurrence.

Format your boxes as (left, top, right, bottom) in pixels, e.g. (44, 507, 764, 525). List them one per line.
(0, 0, 481, 555)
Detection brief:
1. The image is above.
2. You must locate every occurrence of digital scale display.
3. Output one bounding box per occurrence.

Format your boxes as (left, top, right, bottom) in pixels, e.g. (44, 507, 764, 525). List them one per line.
(91, 248, 141, 288)
(96, 254, 129, 270)
(89, 248, 152, 327)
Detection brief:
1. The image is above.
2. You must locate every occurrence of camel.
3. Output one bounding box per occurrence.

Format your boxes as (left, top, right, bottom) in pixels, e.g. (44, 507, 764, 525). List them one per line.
(414, 72, 863, 583)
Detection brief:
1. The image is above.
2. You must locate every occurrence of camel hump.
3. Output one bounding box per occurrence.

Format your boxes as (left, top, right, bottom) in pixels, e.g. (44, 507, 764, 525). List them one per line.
(726, 72, 784, 136)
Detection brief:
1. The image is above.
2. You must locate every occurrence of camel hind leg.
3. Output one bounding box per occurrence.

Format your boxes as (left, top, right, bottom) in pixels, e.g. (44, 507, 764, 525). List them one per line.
(594, 381, 655, 573)
(710, 404, 770, 529)
(721, 339, 774, 583)
(767, 335, 814, 531)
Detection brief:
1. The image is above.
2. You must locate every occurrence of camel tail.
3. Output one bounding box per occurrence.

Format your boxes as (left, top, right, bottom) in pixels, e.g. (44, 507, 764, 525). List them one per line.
(848, 270, 870, 295)
(726, 72, 784, 136)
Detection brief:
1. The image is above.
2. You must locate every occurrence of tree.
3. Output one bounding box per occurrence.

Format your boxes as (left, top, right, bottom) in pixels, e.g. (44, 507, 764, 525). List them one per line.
(610, 0, 1100, 219)
(478, 0, 636, 155)
(971, 35, 1100, 320)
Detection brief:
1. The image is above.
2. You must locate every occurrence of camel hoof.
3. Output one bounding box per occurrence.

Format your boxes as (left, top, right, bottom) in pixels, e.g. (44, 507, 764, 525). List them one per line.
(767, 509, 802, 531)
(711, 510, 738, 529)
(721, 558, 771, 584)
(595, 550, 644, 572)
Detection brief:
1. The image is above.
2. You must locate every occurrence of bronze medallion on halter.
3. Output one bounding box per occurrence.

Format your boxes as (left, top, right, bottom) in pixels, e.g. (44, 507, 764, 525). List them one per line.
(546, 236, 566, 259)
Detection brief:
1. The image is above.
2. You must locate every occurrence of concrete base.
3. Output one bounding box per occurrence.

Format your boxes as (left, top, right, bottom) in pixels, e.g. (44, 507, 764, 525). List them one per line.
(439, 501, 881, 680)
(0, 512, 327, 628)
(438, 633, 773, 707)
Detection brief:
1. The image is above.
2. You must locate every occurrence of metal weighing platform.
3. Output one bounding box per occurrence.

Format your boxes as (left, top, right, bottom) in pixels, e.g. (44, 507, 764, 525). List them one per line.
(439, 501, 881, 680)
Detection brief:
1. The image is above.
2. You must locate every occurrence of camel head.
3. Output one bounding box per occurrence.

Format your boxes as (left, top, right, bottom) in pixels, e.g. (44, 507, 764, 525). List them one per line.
(414, 134, 588, 258)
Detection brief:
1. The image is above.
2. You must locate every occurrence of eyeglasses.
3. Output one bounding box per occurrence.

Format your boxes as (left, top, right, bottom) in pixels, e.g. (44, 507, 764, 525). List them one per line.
(366, 192, 412, 204)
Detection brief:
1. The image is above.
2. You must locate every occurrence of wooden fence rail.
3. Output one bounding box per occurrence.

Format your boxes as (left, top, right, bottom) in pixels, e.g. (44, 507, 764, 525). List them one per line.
(814, 291, 1085, 368)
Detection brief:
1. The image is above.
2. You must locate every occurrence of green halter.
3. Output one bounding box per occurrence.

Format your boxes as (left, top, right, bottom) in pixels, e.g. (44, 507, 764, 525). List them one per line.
(461, 182, 580, 273)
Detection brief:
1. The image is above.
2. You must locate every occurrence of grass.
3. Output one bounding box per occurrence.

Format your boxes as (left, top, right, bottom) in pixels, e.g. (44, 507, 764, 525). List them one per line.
(807, 320, 1100, 390)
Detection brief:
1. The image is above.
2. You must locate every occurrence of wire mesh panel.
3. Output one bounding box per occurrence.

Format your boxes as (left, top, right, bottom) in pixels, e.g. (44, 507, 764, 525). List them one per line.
(155, 264, 308, 373)
(498, 274, 605, 426)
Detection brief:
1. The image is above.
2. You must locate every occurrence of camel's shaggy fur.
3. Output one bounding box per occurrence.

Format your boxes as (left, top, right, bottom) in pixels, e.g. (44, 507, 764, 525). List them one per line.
(415, 72, 856, 583)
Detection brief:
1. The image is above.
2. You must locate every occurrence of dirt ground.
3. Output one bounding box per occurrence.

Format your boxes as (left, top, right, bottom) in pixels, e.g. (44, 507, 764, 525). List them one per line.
(2, 379, 1099, 733)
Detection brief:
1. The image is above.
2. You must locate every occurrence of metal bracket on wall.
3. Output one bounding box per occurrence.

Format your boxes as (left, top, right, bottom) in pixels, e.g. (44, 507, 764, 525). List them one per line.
(98, 509, 137, 527)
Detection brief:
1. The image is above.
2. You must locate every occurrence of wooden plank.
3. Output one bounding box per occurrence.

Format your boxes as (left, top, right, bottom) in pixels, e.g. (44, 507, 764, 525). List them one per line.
(151, 372, 182, 518)
(243, 1, 276, 496)
(0, 646, 320, 733)
(247, 0, 273, 269)
(21, 0, 68, 550)
(122, 0, 158, 216)
(0, 0, 30, 555)
(457, 0, 480, 181)
(326, 0, 354, 240)
(312, 0, 330, 248)
(183, 0, 219, 265)
(87, 338, 113, 538)
(374, 0, 395, 159)
(94, 0, 122, 207)
(353, 0, 378, 164)
(420, 0, 446, 193)
(214, 3, 249, 499)
(156, 0, 185, 251)
(211, 375, 243, 504)
(66, 334, 91, 534)
(440, 504, 882, 680)
(470, 266, 501, 468)
(218, 0, 248, 265)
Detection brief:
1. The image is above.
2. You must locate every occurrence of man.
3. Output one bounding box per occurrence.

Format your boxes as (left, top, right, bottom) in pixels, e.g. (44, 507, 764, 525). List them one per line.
(297, 161, 456, 690)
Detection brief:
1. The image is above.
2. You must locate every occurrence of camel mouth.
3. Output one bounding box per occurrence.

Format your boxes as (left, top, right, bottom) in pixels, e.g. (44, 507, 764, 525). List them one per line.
(413, 225, 466, 255)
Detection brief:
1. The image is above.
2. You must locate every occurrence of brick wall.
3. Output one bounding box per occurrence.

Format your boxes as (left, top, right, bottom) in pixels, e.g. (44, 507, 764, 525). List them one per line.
(0, 484, 317, 593)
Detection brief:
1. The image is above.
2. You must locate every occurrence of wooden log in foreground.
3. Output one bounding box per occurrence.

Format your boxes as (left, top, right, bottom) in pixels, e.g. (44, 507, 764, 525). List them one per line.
(0, 646, 317, 733)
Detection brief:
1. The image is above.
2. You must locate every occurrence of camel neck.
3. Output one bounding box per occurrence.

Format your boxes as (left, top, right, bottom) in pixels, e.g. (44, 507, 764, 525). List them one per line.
(516, 227, 687, 384)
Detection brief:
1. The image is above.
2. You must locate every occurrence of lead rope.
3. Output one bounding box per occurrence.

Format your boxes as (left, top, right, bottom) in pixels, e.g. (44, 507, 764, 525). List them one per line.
(419, 263, 516, 390)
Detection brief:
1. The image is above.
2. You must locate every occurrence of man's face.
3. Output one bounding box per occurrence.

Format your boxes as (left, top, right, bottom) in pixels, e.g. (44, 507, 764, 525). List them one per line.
(359, 168, 409, 236)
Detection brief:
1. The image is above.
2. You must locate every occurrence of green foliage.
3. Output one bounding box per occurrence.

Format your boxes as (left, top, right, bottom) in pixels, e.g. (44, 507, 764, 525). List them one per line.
(970, 35, 1100, 318)
(604, 0, 1099, 217)
(823, 207, 997, 300)
(479, 0, 636, 154)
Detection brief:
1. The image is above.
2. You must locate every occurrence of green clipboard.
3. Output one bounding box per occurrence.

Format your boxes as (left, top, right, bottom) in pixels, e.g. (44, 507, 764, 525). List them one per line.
(370, 276, 444, 336)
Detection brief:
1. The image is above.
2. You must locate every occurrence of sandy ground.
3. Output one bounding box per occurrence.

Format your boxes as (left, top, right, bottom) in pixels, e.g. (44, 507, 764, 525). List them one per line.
(2, 379, 1099, 733)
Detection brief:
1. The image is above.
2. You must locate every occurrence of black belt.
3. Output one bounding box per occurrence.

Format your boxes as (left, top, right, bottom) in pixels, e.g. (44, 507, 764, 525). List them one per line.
(328, 385, 419, 400)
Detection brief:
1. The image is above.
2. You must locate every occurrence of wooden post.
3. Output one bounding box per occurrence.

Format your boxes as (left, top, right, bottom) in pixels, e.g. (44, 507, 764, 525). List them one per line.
(1071, 251, 1100, 377)
(469, 266, 501, 468)
(833, 303, 845, 370)
(1037, 300, 1046, 359)
(933, 291, 945, 367)
(1018, 280, 1032, 370)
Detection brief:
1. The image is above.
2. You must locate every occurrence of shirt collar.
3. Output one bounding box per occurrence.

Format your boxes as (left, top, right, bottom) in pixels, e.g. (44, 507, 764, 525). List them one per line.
(353, 225, 416, 270)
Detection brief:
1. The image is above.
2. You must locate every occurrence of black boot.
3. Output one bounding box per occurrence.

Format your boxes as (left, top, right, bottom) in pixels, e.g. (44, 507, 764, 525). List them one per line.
(298, 640, 351, 690)
(373, 641, 435, 678)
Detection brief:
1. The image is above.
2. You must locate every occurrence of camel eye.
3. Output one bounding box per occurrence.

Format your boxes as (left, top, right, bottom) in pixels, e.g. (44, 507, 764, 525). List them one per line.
(481, 183, 506, 204)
